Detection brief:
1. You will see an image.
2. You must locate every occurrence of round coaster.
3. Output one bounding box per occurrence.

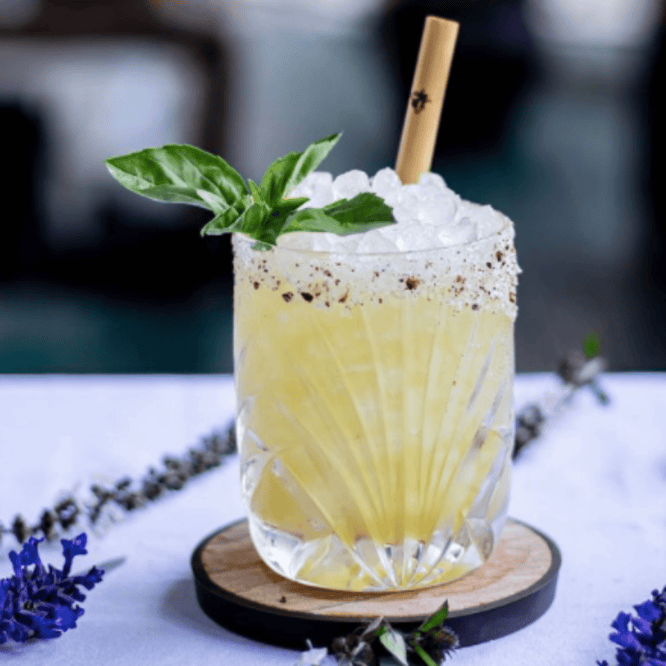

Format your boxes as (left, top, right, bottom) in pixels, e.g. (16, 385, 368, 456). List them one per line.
(191, 517, 560, 649)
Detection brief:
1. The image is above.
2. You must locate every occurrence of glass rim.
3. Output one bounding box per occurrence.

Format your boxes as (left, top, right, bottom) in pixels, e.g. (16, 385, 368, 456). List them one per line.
(232, 219, 512, 259)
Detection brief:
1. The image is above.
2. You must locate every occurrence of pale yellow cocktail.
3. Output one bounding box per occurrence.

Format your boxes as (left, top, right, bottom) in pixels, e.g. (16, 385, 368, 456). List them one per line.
(103, 131, 517, 591)
(233, 198, 518, 591)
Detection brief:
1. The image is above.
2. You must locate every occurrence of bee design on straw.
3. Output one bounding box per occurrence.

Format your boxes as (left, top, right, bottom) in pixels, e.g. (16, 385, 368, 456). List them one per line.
(411, 89, 430, 114)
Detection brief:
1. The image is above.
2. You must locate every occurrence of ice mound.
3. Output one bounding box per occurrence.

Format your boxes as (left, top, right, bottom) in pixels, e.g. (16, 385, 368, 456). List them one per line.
(281, 168, 508, 254)
(236, 167, 518, 317)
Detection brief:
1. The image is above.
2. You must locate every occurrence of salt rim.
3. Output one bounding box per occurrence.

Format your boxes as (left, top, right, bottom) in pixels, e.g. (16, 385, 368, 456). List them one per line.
(234, 168, 519, 318)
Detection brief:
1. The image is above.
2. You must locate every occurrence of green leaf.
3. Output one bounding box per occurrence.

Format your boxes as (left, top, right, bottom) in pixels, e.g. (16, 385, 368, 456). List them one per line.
(417, 601, 449, 634)
(272, 197, 310, 219)
(105, 144, 247, 213)
(259, 133, 341, 204)
(249, 196, 310, 247)
(199, 195, 252, 236)
(582, 333, 601, 359)
(199, 208, 242, 236)
(282, 208, 351, 235)
(377, 626, 408, 666)
(283, 193, 394, 237)
(105, 134, 395, 251)
(250, 240, 274, 252)
(247, 178, 264, 204)
(323, 192, 394, 226)
(374, 625, 389, 639)
(201, 194, 299, 250)
(238, 201, 272, 237)
(411, 644, 439, 666)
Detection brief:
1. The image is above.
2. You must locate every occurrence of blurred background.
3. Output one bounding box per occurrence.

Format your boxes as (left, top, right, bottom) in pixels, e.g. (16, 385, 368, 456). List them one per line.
(0, 0, 664, 373)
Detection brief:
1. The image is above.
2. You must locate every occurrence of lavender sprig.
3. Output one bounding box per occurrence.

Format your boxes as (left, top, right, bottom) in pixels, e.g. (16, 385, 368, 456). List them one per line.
(404, 601, 459, 665)
(513, 350, 609, 459)
(310, 601, 458, 666)
(0, 424, 236, 546)
(597, 586, 666, 666)
(0, 533, 104, 643)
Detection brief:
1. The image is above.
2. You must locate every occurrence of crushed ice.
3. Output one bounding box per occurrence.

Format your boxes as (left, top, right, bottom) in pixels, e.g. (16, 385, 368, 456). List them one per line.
(282, 168, 505, 253)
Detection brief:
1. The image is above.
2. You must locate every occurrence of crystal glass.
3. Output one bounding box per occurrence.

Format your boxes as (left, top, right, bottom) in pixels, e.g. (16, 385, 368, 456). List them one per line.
(233, 221, 517, 592)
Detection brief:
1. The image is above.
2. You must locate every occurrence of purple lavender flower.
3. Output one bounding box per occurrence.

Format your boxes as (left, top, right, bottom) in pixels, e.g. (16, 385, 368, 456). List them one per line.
(598, 586, 666, 666)
(0, 533, 104, 643)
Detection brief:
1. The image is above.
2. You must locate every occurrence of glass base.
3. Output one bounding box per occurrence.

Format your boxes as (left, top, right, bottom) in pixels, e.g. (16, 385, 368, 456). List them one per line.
(247, 514, 504, 592)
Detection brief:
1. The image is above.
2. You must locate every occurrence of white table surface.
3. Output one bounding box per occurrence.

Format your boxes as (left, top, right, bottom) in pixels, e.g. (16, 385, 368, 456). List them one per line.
(0, 373, 664, 665)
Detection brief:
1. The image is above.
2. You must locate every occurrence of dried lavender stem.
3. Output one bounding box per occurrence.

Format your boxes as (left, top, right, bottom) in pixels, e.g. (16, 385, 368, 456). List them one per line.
(0, 423, 236, 546)
(513, 354, 609, 459)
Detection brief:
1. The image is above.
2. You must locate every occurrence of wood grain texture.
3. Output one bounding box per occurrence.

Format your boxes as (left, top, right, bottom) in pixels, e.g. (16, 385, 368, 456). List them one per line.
(197, 518, 554, 621)
(395, 15, 459, 185)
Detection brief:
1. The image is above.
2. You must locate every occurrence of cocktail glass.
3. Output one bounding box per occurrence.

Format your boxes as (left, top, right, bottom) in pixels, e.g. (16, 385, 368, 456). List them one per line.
(233, 215, 517, 592)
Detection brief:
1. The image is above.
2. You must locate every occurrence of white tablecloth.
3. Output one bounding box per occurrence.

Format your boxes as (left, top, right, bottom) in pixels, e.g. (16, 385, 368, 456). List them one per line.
(0, 373, 664, 665)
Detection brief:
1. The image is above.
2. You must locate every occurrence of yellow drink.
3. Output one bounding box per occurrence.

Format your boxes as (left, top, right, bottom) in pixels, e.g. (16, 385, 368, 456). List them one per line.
(233, 215, 518, 591)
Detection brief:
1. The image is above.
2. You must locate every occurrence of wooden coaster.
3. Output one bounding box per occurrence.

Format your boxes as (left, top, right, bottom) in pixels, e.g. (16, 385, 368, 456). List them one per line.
(191, 517, 560, 648)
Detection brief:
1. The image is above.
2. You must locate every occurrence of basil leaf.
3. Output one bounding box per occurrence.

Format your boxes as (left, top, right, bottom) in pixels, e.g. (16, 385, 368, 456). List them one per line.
(236, 181, 307, 247)
(582, 332, 601, 359)
(282, 208, 386, 236)
(105, 134, 396, 251)
(281, 209, 350, 235)
(412, 644, 439, 666)
(238, 201, 272, 237)
(105, 145, 247, 213)
(259, 133, 341, 204)
(235, 197, 308, 250)
(199, 208, 243, 236)
(199, 195, 252, 236)
(323, 192, 394, 226)
(265, 196, 309, 231)
(200, 195, 299, 248)
(249, 240, 272, 251)
(247, 178, 264, 204)
(283, 193, 394, 237)
(272, 197, 310, 219)
(417, 601, 450, 634)
(377, 626, 408, 666)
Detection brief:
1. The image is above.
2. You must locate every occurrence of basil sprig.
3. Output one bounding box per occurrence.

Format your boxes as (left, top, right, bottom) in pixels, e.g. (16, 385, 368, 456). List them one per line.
(105, 132, 394, 250)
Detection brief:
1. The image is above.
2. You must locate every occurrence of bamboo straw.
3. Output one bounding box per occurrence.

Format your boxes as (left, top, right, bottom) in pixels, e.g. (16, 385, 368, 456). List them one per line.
(395, 16, 459, 185)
